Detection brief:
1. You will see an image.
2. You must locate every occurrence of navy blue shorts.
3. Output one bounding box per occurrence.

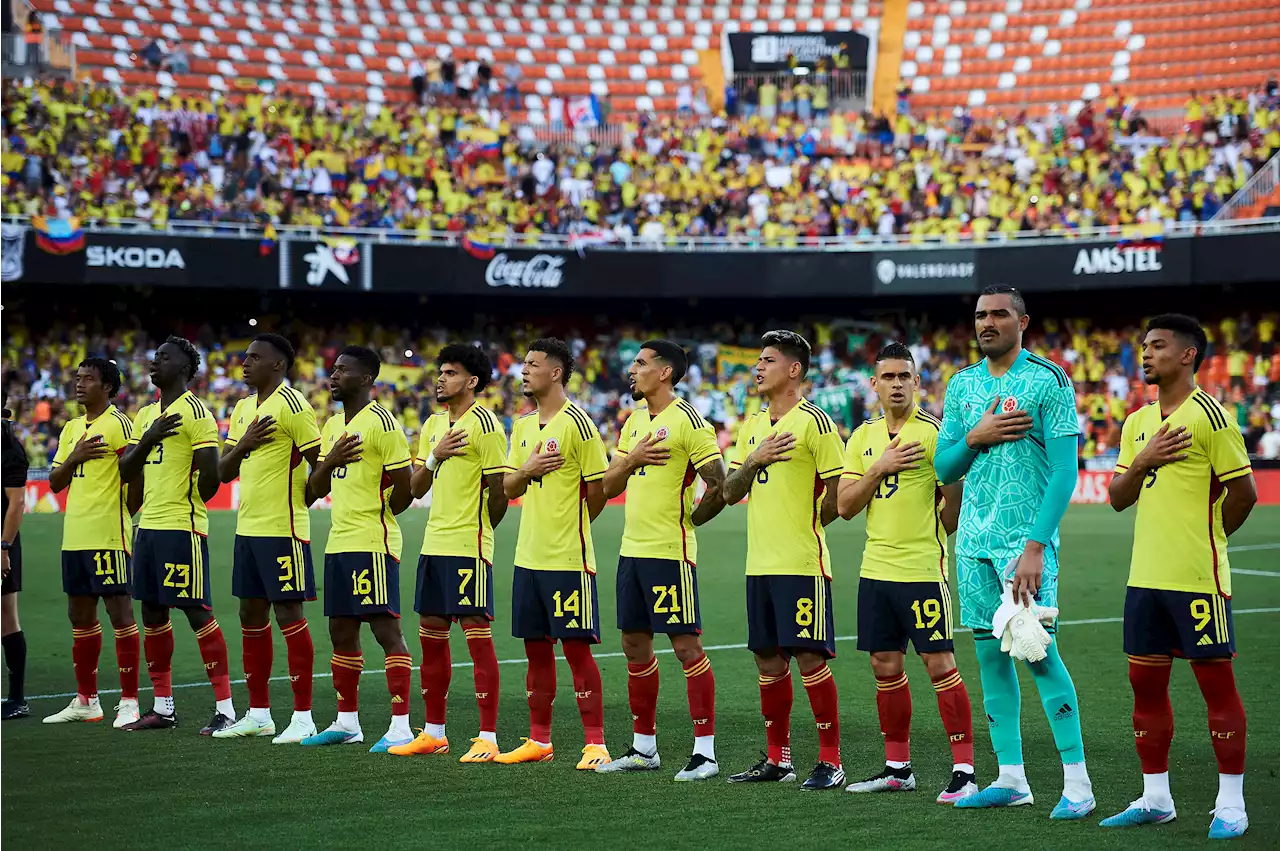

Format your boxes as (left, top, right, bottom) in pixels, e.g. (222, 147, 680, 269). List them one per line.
(414, 554, 495, 621)
(616, 556, 701, 635)
(857, 577, 954, 655)
(745, 574, 835, 658)
(324, 552, 400, 619)
(1124, 586, 1235, 659)
(232, 535, 316, 602)
(62, 549, 132, 597)
(133, 529, 212, 610)
(511, 566, 600, 643)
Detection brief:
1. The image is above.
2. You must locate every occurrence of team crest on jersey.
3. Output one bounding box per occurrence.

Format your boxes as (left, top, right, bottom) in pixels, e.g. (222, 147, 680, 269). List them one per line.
(544, 437, 559, 453)
(1001, 396, 1019, 414)
(654, 426, 669, 441)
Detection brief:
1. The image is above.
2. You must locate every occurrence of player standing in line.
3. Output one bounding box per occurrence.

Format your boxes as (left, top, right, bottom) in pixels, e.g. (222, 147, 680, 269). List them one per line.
(837, 343, 976, 802)
(1, 403, 30, 720)
(1102, 315, 1257, 839)
(118, 337, 235, 733)
(722, 330, 846, 790)
(494, 338, 612, 769)
(212, 335, 324, 744)
(933, 286, 1095, 818)
(596, 340, 727, 781)
(42, 359, 143, 727)
(302, 346, 415, 752)
(389, 344, 511, 763)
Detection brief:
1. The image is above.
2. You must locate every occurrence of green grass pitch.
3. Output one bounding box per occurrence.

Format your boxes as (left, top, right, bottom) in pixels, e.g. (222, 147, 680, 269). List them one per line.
(2, 505, 1278, 850)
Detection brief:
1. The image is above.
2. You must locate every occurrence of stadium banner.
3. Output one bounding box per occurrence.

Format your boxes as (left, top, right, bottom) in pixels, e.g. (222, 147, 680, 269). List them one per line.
(282, 234, 373, 291)
(872, 249, 978, 295)
(979, 235, 1193, 291)
(726, 31, 871, 72)
(1189, 231, 1279, 285)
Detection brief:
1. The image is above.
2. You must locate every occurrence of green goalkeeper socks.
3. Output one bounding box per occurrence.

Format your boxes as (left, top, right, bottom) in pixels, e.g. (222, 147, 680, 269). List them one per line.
(973, 637, 1024, 766)
(1025, 641, 1086, 764)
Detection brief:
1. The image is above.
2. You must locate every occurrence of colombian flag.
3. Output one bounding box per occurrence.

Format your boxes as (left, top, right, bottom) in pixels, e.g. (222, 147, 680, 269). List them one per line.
(259, 222, 278, 257)
(461, 234, 496, 260)
(32, 215, 84, 254)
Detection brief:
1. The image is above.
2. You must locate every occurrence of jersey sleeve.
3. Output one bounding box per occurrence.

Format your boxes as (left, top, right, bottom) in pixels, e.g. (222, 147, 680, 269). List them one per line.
(937, 374, 967, 449)
(615, 411, 637, 456)
(224, 399, 246, 447)
(51, 421, 76, 468)
(413, 422, 432, 467)
(481, 425, 511, 475)
(381, 423, 412, 472)
(1040, 381, 1080, 440)
(127, 408, 149, 447)
(688, 419, 722, 469)
(188, 407, 220, 451)
(317, 417, 336, 463)
(728, 416, 755, 469)
(1207, 420, 1251, 483)
(290, 400, 322, 453)
(1115, 413, 1138, 473)
(579, 420, 608, 483)
(507, 418, 532, 471)
(841, 427, 866, 480)
(810, 417, 844, 479)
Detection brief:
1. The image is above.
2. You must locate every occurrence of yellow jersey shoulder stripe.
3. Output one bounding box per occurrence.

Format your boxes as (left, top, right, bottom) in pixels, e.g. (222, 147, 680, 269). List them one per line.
(1191, 390, 1228, 431)
(109, 408, 134, 439)
(564, 404, 594, 441)
(799, 401, 835, 434)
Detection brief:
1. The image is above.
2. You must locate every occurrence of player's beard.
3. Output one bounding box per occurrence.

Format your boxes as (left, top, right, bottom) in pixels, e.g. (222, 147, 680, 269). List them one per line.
(978, 333, 1015, 360)
(630, 385, 644, 402)
(435, 389, 453, 404)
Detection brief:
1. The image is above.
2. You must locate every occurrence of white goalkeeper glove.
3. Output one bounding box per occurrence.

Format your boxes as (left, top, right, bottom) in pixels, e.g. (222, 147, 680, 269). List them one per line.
(993, 582, 1059, 663)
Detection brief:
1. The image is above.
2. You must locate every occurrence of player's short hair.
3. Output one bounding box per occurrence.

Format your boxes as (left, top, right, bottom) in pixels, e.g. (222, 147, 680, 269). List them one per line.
(338, 344, 382, 380)
(979, 284, 1027, 317)
(1146, 313, 1208, 372)
(640, 339, 688, 384)
(761, 329, 812, 376)
(79, 357, 122, 397)
(165, 335, 201, 381)
(252, 333, 296, 371)
(875, 342, 915, 366)
(529, 337, 574, 386)
(437, 343, 493, 393)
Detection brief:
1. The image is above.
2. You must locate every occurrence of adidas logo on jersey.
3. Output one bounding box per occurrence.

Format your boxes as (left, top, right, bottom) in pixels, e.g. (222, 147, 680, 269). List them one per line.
(929, 630, 944, 641)
(666, 614, 680, 624)
(360, 596, 373, 605)
(459, 596, 472, 605)
(864, 448, 872, 457)
(565, 619, 579, 629)
(1197, 634, 1214, 646)
(797, 628, 811, 639)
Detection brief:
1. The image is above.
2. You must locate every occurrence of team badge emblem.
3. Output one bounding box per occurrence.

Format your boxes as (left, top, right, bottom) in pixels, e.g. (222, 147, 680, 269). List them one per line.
(654, 426, 669, 441)
(545, 438, 559, 453)
(1001, 396, 1018, 414)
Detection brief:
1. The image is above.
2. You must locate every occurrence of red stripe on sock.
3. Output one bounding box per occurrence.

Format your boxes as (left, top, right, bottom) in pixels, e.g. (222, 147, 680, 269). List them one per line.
(759, 669, 793, 765)
(1191, 659, 1246, 775)
(931, 668, 974, 766)
(331, 653, 363, 713)
(627, 658, 660, 736)
(242, 624, 273, 709)
(525, 639, 556, 743)
(803, 664, 841, 767)
(464, 625, 499, 733)
(196, 620, 231, 702)
(682, 654, 715, 736)
(419, 629, 451, 726)
(386, 653, 412, 717)
(876, 673, 912, 763)
(282, 618, 314, 712)
(72, 624, 102, 700)
(563, 639, 605, 745)
(114, 626, 140, 700)
(143, 623, 174, 698)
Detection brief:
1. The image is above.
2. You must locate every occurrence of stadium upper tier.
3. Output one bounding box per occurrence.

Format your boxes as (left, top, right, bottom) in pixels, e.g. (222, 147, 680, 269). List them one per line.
(25, 0, 1280, 120)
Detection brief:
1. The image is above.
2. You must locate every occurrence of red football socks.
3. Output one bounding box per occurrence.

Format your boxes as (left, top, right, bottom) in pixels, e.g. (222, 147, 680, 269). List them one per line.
(419, 625, 452, 726)
(1191, 658, 1247, 774)
(113, 623, 140, 700)
(758, 668, 793, 765)
(876, 672, 912, 763)
(331, 652, 363, 712)
(627, 657, 660, 736)
(525, 639, 556, 743)
(385, 653, 413, 716)
(802, 663, 841, 767)
(71, 622, 103, 700)
(932, 668, 975, 766)
(281, 618, 314, 712)
(563, 639, 605, 745)
(1128, 655, 1175, 773)
(194, 618, 232, 702)
(241, 623, 273, 709)
(463, 623, 499, 733)
(143, 622, 174, 699)
(683, 653, 716, 735)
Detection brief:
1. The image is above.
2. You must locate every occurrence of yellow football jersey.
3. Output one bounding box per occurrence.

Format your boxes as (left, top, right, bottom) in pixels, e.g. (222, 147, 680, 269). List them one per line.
(130, 391, 220, 535)
(841, 407, 948, 583)
(415, 402, 511, 562)
(52, 406, 134, 552)
(730, 400, 844, 578)
(507, 402, 609, 572)
(226, 384, 322, 540)
(319, 402, 412, 559)
(1117, 388, 1252, 596)
(616, 399, 722, 564)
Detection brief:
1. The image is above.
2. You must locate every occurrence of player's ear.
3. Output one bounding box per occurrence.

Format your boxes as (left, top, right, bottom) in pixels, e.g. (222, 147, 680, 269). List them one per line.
(1018, 313, 1030, 334)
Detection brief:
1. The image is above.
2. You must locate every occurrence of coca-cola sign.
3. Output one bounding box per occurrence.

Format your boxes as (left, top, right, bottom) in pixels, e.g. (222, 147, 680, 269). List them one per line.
(484, 253, 566, 289)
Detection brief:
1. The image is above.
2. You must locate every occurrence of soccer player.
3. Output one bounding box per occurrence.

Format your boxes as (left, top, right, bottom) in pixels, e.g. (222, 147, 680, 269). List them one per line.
(301, 346, 416, 752)
(389, 344, 511, 763)
(212, 334, 323, 744)
(117, 337, 235, 733)
(837, 343, 976, 802)
(42, 358, 143, 728)
(934, 286, 1094, 817)
(1, 404, 30, 721)
(596, 340, 727, 781)
(494, 338, 611, 769)
(722, 330, 845, 790)
(1101, 315, 1257, 839)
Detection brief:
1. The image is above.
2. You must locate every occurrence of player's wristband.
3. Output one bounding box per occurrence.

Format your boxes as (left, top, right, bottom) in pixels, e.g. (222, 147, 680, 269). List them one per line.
(425, 453, 441, 472)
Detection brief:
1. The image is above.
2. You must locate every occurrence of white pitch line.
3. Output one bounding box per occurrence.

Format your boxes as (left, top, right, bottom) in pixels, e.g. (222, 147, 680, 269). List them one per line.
(23, 606, 1280, 703)
(1233, 569, 1280, 578)
(1227, 543, 1280, 553)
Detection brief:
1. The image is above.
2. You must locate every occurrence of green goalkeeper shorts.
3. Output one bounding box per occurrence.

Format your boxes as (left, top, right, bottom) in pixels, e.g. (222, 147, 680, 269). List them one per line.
(957, 548, 1059, 634)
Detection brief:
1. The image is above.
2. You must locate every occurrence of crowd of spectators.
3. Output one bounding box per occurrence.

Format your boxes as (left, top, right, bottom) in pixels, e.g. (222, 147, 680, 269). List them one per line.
(3, 77, 1278, 247)
(5, 309, 1279, 473)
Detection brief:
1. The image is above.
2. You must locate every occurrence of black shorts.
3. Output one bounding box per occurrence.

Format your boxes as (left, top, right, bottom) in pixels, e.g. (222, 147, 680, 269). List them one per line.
(323, 552, 400, 619)
(856, 577, 954, 654)
(1124, 586, 1235, 659)
(414, 554, 494, 621)
(63, 549, 133, 597)
(133, 529, 212, 610)
(1, 543, 21, 595)
(745, 574, 835, 659)
(511, 566, 600, 643)
(616, 556, 701, 635)
(232, 535, 316, 603)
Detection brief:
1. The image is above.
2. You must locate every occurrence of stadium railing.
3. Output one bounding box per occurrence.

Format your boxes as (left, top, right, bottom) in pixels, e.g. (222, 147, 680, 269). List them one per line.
(1211, 150, 1280, 222)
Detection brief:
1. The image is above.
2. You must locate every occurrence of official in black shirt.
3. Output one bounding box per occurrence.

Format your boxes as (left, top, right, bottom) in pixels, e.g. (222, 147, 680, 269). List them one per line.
(2, 409, 29, 719)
